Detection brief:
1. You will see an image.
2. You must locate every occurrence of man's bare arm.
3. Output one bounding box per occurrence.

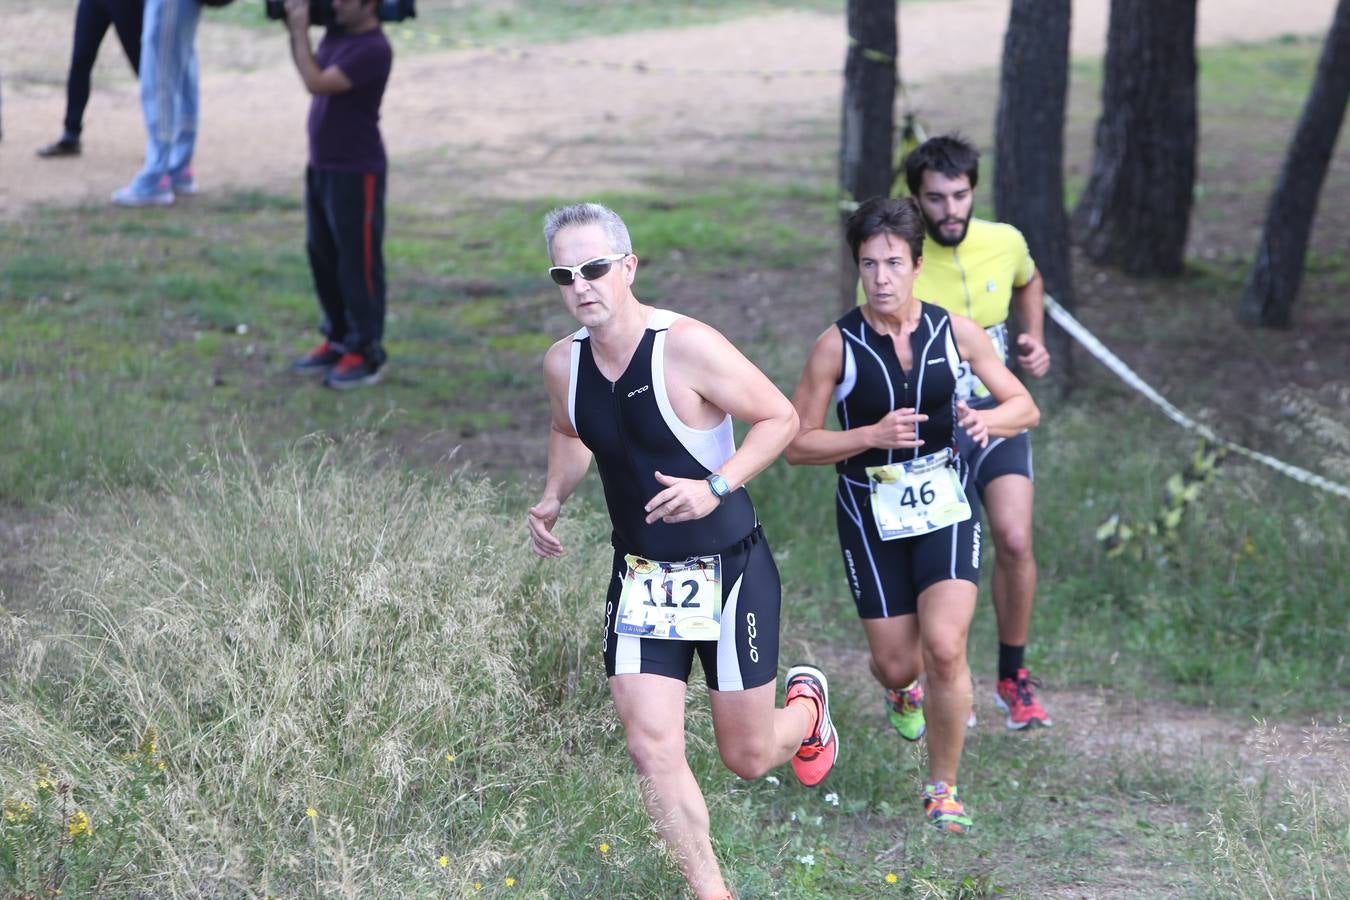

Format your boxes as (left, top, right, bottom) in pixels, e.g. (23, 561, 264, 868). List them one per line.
(528, 340, 593, 557)
(642, 319, 797, 524)
(1011, 269, 1050, 377)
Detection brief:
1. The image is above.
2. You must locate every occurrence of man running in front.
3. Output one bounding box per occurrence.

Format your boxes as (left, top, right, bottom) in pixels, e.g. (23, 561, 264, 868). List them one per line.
(527, 202, 838, 899)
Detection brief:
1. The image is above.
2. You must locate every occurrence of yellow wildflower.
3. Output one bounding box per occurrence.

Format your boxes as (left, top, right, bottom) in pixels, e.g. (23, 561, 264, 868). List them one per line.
(437, 856, 449, 867)
(68, 810, 92, 838)
(139, 727, 159, 758)
(505, 877, 515, 887)
(305, 807, 317, 819)
(886, 872, 898, 884)
(599, 842, 610, 853)
(473, 883, 482, 892)
(446, 754, 456, 763)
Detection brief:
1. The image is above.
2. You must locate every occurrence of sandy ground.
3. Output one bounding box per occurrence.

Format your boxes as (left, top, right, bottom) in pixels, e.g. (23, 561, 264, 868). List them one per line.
(0, 0, 1340, 217)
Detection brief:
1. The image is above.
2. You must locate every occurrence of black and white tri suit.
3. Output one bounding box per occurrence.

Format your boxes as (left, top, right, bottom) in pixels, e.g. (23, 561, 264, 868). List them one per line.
(568, 309, 779, 691)
(832, 303, 982, 619)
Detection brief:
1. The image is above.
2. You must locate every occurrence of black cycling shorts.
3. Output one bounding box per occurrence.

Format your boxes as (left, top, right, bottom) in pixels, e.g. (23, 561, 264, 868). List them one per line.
(835, 475, 982, 619)
(602, 526, 780, 692)
(957, 425, 1033, 493)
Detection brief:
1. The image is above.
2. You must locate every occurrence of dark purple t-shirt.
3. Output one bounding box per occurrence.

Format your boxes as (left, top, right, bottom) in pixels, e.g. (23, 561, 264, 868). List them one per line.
(307, 27, 393, 173)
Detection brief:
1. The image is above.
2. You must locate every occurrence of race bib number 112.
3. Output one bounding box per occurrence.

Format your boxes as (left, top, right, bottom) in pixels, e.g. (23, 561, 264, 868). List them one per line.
(615, 554, 722, 641)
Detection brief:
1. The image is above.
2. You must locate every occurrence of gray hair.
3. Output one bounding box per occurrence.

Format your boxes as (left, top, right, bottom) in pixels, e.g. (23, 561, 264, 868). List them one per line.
(542, 203, 633, 261)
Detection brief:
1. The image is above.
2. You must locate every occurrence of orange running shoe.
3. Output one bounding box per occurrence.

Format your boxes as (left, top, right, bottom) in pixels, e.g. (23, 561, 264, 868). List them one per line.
(994, 668, 1052, 730)
(785, 664, 838, 787)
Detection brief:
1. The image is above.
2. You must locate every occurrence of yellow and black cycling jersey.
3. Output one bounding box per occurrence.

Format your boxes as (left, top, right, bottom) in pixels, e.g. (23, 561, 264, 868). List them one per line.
(913, 217, 1036, 330)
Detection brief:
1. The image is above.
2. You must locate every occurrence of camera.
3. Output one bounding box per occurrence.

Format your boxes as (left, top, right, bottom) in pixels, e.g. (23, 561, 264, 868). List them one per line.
(265, 0, 416, 26)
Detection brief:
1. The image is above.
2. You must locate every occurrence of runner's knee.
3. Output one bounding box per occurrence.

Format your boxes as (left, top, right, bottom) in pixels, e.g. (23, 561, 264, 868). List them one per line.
(871, 654, 922, 689)
(718, 741, 776, 781)
(991, 519, 1033, 562)
(922, 635, 968, 683)
(625, 729, 685, 777)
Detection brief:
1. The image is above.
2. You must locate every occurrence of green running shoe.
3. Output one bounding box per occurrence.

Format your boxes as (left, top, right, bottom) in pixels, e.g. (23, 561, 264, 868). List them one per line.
(885, 681, 926, 742)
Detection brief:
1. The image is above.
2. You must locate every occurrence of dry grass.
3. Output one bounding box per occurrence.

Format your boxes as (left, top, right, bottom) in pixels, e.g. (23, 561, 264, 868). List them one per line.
(0, 438, 640, 895)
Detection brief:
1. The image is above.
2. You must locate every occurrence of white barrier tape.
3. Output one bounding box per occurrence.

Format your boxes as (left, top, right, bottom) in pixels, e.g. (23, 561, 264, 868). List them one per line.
(1044, 296, 1350, 502)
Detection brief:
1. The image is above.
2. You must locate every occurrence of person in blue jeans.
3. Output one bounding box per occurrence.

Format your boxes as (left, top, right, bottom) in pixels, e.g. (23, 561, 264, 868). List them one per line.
(112, 0, 199, 206)
(39, 0, 144, 159)
(284, 0, 393, 389)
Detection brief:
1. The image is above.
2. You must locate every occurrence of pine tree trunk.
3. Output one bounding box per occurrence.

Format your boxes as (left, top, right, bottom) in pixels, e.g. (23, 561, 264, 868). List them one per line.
(1073, 0, 1198, 276)
(1238, 0, 1350, 327)
(838, 0, 897, 310)
(994, 0, 1075, 393)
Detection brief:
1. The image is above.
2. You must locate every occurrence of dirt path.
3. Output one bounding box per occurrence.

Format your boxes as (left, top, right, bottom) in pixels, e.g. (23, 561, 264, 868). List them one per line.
(0, 0, 1339, 217)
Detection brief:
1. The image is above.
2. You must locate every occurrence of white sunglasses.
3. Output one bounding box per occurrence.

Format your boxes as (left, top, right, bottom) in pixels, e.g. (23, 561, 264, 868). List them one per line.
(549, 253, 628, 286)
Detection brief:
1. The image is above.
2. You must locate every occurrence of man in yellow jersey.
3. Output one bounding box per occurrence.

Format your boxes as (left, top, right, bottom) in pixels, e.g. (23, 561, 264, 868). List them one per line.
(881, 135, 1053, 737)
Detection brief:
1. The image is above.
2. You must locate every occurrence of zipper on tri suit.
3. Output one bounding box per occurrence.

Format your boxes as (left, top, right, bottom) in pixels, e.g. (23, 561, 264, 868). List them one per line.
(905, 336, 919, 460)
(898, 336, 911, 465)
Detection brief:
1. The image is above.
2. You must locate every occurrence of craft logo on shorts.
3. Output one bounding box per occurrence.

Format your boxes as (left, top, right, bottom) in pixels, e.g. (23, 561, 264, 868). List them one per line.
(844, 549, 861, 599)
(971, 521, 982, 568)
(746, 612, 759, 663)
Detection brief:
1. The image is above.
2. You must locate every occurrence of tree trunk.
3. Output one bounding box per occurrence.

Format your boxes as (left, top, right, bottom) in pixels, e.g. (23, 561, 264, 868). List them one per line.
(838, 0, 897, 310)
(1238, 0, 1350, 327)
(1073, 0, 1198, 276)
(994, 0, 1075, 394)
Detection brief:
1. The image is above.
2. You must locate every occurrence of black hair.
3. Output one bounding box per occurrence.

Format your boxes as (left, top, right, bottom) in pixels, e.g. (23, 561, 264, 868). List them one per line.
(844, 196, 925, 265)
(903, 134, 980, 197)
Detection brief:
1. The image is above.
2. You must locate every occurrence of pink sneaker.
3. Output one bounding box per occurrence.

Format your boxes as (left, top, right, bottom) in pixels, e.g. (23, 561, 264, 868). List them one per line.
(785, 665, 838, 787)
(994, 668, 1052, 730)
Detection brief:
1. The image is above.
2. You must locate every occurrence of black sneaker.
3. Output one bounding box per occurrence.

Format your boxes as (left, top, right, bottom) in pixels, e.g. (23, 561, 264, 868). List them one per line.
(37, 137, 81, 158)
(290, 340, 343, 374)
(322, 351, 382, 389)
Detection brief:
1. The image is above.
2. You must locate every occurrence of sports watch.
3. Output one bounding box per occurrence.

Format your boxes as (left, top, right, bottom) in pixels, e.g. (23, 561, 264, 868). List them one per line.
(706, 473, 731, 499)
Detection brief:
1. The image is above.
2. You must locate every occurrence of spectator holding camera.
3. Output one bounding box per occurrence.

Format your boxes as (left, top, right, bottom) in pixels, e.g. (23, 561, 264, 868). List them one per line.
(285, 0, 393, 389)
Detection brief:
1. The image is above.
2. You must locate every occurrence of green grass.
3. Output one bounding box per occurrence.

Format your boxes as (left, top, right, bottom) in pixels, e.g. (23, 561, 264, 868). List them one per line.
(0, 177, 833, 506)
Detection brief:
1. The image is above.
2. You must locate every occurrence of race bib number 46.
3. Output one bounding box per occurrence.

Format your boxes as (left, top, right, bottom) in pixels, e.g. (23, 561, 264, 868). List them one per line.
(866, 450, 971, 541)
(615, 554, 722, 641)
